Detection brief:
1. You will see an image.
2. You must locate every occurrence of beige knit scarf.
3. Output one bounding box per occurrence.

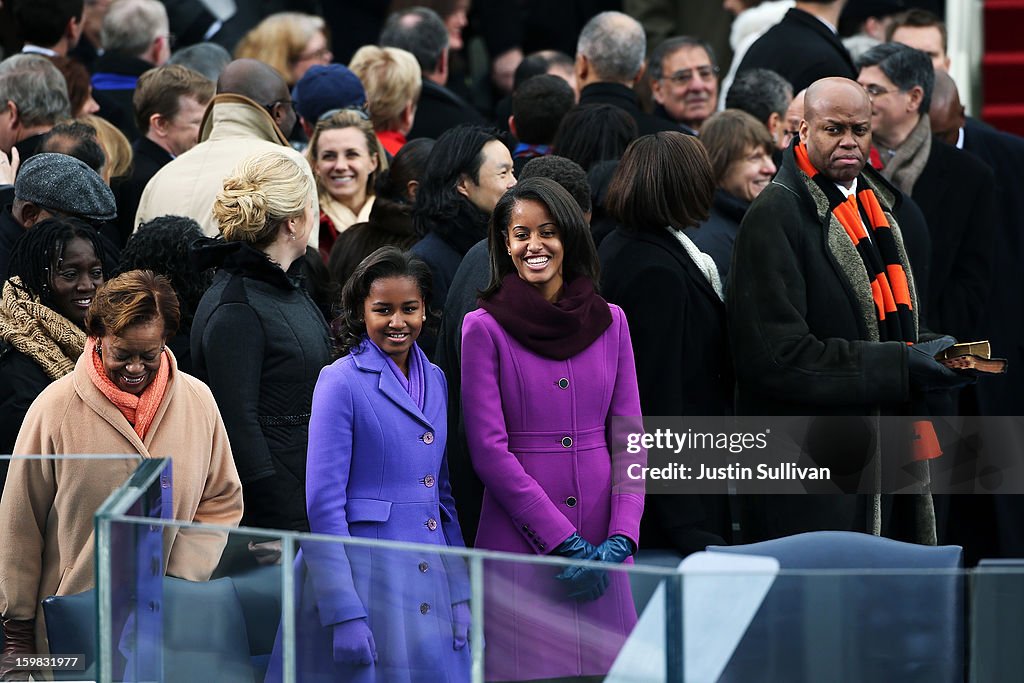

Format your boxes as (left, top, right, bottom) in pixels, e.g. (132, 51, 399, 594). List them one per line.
(877, 113, 932, 195)
(0, 278, 86, 380)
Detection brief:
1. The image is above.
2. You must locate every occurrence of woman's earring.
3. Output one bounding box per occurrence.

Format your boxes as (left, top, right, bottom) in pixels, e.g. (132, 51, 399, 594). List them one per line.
(507, 249, 512, 255)
(95, 345, 102, 357)
(422, 315, 427, 321)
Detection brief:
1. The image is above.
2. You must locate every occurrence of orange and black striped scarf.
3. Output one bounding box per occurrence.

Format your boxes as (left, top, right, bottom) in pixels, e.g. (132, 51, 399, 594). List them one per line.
(796, 142, 940, 461)
(795, 142, 914, 343)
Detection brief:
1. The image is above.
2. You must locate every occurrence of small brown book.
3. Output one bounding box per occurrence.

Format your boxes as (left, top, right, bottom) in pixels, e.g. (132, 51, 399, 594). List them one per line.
(935, 341, 1008, 375)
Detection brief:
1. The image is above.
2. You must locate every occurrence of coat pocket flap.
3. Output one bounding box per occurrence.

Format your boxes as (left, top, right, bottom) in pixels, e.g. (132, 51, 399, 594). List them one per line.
(346, 498, 393, 522)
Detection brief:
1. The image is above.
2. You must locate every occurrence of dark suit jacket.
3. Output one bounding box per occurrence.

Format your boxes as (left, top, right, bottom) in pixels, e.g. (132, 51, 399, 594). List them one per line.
(959, 117, 1024, 415)
(408, 79, 484, 141)
(736, 8, 857, 93)
(112, 137, 173, 247)
(92, 52, 153, 141)
(599, 226, 734, 554)
(911, 139, 996, 342)
(578, 82, 678, 137)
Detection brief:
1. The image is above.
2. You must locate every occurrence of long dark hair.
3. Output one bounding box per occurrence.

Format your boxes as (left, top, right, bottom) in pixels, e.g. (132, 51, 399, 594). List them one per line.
(480, 177, 600, 300)
(333, 246, 437, 355)
(413, 124, 501, 235)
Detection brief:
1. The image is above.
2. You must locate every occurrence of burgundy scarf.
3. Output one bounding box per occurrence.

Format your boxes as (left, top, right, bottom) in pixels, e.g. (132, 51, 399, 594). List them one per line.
(480, 273, 612, 360)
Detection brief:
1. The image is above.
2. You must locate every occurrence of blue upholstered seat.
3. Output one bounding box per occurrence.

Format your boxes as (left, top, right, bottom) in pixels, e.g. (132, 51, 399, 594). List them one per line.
(43, 576, 258, 682)
(705, 531, 963, 683)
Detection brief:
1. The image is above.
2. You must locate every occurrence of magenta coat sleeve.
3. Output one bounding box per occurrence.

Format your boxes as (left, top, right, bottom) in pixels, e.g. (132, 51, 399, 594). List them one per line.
(461, 312, 578, 554)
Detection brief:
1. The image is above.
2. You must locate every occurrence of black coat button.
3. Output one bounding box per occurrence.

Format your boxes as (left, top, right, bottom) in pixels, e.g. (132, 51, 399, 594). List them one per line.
(419, 562, 429, 573)
(420, 602, 430, 615)
(557, 378, 569, 389)
(561, 436, 573, 448)
(565, 496, 577, 508)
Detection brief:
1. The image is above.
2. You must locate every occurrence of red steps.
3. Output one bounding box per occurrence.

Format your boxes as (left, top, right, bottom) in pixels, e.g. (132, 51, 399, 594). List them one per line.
(982, 0, 1024, 136)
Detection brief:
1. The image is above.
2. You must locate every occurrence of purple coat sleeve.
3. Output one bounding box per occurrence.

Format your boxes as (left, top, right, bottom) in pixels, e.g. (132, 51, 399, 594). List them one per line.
(302, 362, 366, 625)
(461, 313, 577, 554)
(605, 307, 646, 547)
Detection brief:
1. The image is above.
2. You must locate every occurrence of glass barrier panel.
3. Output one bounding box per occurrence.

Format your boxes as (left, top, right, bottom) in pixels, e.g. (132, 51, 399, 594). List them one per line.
(0, 454, 147, 682)
(86, 466, 1022, 683)
(94, 515, 683, 683)
(971, 562, 1024, 682)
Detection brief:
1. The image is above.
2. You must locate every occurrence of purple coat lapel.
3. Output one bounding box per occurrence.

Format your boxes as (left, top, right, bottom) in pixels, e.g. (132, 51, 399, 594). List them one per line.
(351, 347, 434, 429)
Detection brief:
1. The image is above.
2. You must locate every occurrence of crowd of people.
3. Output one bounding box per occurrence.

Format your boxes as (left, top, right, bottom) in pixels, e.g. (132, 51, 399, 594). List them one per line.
(0, 0, 1019, 680)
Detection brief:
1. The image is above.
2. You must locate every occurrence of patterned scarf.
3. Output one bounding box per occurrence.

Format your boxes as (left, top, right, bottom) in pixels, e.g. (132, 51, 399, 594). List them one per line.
(795, 142, 915, 342)
(0, 278, 85, 380)
(85, 336, 171, 440)
(796, 142, 939, 464)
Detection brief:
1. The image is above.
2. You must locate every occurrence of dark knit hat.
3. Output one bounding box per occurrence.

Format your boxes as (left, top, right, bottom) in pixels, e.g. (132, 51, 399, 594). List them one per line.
(14, 153, 117, 222)
(293, 64, 367, 123)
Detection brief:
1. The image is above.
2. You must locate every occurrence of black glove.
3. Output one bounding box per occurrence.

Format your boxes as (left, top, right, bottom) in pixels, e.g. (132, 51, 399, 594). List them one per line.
(552, 533, 608, 602)
(592, 535, 635, 564)
(908, 336, 976, 392)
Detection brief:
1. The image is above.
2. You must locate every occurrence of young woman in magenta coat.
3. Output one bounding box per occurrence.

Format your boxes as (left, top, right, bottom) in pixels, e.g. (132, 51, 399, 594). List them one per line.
(266, 247, 471, 683)
(462, 177, 646, 682)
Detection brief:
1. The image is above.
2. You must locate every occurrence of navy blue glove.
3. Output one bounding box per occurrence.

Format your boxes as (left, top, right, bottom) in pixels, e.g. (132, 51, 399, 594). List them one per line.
(553, 533, 608, 602)
(593, 535, 635, 564)
(908, 336, 975, 392)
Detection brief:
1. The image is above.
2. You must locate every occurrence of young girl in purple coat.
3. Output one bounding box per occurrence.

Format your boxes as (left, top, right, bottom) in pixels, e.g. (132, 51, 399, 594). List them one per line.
(266, 247, 471, 683)
(462, 177, 646, 682)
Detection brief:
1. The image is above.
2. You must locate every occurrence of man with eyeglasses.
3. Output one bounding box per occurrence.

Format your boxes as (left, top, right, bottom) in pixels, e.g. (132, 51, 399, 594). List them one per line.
(649, 37, 720, 135)
(90, 0, 172, 141)
(857, 42, 995, 345)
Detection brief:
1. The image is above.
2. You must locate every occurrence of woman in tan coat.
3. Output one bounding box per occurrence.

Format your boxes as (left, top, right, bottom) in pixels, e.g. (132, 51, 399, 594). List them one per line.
(0, 270, 243, 678)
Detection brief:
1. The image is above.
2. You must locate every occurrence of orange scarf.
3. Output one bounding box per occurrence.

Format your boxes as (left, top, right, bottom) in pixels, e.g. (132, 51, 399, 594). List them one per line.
(85, 336, 170, 440)
(795, 143, 939, 462)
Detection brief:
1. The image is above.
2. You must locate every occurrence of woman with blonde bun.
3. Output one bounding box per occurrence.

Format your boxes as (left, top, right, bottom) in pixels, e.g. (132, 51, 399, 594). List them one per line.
(191, 150, 332, 571)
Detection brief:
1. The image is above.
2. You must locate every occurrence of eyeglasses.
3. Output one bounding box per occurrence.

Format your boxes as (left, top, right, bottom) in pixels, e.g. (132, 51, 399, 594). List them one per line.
(318, 105, 371, 123)
(863, 83, 894, 98)
(663, 65, 719, 85)
(160, 33, 177, 49)
(295, 46, 332, 63)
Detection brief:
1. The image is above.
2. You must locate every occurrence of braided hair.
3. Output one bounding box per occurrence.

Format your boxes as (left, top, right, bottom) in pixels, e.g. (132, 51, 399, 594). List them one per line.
(118, 216, 213, 331)
(6, 217, 110, 309)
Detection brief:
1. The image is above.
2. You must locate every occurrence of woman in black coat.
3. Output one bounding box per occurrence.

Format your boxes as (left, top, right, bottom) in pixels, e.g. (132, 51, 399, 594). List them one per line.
(191, 151, 332, 563)
(598, 131, 734, 555)
(690, 109, 777, 286)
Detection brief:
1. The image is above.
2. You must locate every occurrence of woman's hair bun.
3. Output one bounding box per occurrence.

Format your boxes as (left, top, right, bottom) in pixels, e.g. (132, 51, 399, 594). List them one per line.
(214, 174, 269, 241)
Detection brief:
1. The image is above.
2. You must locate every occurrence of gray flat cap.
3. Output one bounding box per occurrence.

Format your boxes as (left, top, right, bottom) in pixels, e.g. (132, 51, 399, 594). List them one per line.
(14, 153, 117, 222)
